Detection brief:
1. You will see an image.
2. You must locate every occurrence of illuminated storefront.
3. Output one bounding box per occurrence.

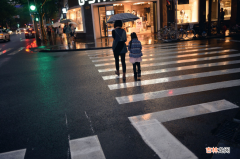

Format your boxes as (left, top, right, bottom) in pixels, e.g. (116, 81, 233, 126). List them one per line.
(91, 1, 160, 39)
(177, 0, 199, 24)
(96, 2, 158, 37)
(66, 0, 239, 39)
(206, 0, 232, 21)
(66, 7, 85, 32)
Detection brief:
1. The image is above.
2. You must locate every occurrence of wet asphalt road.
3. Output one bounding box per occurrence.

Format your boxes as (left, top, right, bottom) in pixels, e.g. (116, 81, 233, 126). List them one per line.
(0, 36, 240, 159)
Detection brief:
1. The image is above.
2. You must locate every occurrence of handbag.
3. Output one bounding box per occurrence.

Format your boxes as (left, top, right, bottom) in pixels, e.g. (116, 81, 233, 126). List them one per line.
(114, 30, 127, 54)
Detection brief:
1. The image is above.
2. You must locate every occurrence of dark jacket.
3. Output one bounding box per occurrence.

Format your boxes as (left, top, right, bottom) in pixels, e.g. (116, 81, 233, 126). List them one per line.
(112, 28, 127, 54)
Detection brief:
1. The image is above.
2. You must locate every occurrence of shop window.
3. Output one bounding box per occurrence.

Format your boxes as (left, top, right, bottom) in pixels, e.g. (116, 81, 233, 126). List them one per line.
(206, 0, 231, 21)
(177, 0, 199, 24)
(67, 7, 84, 32)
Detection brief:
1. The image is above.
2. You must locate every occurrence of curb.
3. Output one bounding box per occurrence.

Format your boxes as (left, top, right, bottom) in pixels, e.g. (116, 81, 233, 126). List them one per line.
(38, 46, 112, 52)
(36, 33, 240, 52)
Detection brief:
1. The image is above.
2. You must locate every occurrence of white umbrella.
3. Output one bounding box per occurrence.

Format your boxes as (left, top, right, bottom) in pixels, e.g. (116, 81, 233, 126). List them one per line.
(52, 22, 61, 27)
(60, 19, 72, 23)
(107, 13, 139, 23)
(69, 22, 77, 26)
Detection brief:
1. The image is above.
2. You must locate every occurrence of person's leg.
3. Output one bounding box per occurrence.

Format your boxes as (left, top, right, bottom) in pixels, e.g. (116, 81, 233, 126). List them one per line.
(120, 53, 126, 79)
(114, 51, 119, 74)
(133, 63, 137, 77)
(120, 53, 126, 73)
(137, 62, 141, 77)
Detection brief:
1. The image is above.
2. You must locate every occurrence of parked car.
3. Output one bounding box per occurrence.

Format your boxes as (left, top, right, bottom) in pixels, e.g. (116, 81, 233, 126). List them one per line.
(16, 29, 21, 34)
(7, 29, 13, 34)
(25, 28, 35, 38)
(0, 29, 10, 42)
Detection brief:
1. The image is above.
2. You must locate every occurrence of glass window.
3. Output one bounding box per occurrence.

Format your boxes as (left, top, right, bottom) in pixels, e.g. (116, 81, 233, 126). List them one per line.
(177, 0, 199, 24)
(206, 0, 231, 21)
(67, 8, 84, 32)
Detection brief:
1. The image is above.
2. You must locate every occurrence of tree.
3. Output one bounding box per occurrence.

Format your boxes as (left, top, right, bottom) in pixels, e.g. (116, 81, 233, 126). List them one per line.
(33, 0, 60, 43)
(0, 0, 16, 28)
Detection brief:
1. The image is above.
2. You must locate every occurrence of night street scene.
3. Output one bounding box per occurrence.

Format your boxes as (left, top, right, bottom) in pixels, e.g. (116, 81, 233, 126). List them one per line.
(1, 0, 240, 159)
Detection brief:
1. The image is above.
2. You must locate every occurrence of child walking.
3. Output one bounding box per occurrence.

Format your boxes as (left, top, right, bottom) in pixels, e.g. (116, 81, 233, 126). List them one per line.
(128, 32, 142, 80)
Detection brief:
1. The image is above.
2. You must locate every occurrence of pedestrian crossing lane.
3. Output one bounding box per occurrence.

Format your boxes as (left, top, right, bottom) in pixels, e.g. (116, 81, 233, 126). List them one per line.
(86, 43, 240, 105)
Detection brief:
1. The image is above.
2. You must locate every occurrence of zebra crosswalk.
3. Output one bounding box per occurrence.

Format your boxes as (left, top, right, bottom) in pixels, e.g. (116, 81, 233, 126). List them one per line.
(85, 42, 240, 158)
(85, 43, 240, 103)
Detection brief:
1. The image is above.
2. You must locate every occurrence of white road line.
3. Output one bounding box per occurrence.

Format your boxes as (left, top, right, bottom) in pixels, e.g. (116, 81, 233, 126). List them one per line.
(91, 47, 222, 61)
(69, 136, 106, 159)
(132, 120, 197, 159)
(95, 49, 234, 67)
(8, 47, 25, 55)
(129, 100, 238, 159)
(87, 45, 208, 56)
(116, 79, 240, 104)
(108, 68, 240, 90)
(0, 48, 12, 55)
(101, 53, 240, 77)
(103, 60, 240, 80)
(0, 149, 26, 159)
(129, 100, 238, 123)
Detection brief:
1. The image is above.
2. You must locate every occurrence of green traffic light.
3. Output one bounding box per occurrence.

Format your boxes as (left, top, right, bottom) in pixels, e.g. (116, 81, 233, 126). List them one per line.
(30, 5, 36, 11)
(36, 18, 39, 21)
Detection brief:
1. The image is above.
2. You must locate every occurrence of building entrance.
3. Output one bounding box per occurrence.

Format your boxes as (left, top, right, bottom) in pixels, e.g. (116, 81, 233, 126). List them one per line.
(98, 2, 157, 38)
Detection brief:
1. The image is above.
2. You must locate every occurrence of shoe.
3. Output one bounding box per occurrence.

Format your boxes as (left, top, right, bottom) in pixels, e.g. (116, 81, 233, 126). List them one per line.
(122, 73, 126, 80)
(115, 71, 120, 76)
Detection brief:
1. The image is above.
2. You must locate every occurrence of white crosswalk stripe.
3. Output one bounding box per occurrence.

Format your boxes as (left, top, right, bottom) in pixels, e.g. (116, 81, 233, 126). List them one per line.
(8, 47, 25, 55)
(101, 53, 240, 76)
(0, 48, 12, 55)
(87, 45, 209, 56)
(0, 135, 106, 159)
(95, 49, 235, 67)
(91, 47, 222, 61)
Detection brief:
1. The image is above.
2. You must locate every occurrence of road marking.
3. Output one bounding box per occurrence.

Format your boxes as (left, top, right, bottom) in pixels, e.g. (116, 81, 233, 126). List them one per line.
(69, 136, 106, 159)
(0, 149, 26, 159)
(103, 60, 240, 80)
(92, 48, 228, 64)
(87, 45, 208, 56)
(91, 47, 222, 61)
(132, 120, 198, 159)
(108, 68, 240, 90)
(116, 79, 240, 104)
(95, 49, 236, 67)
(129, 100, 238, 123)
(101, 54, 240, 80)
(0, 136, 106, 159)
(8, 47, 25, 55)
(0, 48, 12, 55)
(129, 100, 238, 159)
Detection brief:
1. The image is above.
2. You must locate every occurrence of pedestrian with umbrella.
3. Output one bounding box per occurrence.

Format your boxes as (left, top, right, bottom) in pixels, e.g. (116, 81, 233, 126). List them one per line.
(112, 20, 127, 80)
(108, 13, 139, 80)
(64, 23, 71, 44)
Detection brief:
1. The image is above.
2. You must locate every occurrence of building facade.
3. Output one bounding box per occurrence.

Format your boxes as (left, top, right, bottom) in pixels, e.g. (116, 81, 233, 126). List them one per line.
(66, 0, 239, 39)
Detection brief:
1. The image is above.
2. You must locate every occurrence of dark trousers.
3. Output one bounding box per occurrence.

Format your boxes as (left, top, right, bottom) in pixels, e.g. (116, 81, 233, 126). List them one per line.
(133, 62, 141, 75)
(114, 52, 126, 73)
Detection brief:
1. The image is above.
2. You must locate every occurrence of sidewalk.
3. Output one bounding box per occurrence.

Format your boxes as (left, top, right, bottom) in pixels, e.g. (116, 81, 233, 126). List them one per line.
(30, 31, 240, 52)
